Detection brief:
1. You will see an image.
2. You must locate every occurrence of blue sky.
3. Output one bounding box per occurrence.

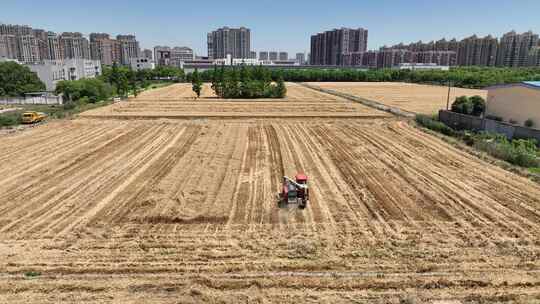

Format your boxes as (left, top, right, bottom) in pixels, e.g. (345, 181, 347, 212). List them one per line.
(2, 0, 539, 56)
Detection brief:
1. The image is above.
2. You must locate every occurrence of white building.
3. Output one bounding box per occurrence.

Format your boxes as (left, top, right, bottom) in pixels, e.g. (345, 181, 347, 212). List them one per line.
(396, 63, 450, 71)
(26, 59, 102, 91)
(130, 57, 155, 71)
(0, 57, 21, 64)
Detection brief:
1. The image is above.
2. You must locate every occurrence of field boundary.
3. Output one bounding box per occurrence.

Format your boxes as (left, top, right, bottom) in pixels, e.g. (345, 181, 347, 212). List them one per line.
(78, 114, 392, 120)
(299, 83, 416, 118)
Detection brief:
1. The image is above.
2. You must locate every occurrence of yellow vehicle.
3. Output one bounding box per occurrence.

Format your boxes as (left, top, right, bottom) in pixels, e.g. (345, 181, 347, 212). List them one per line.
(21, 111, 47, 124)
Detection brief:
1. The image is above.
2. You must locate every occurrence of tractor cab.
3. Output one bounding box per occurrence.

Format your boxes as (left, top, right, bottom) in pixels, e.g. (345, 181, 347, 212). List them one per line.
(295, 174, 308, 185)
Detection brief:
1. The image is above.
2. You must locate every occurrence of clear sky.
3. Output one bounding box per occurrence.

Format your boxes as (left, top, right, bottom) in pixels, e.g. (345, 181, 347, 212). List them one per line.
(2, 0, 539, 56)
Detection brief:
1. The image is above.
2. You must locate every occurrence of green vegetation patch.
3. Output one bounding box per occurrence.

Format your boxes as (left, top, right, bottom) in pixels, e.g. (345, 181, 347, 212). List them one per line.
(197, 65, 286, 99)
(193, 66, 540, 89)
(0, 62, 45, 97)
(0, 111, 23, 127)
(24, 271, 41, 278)
(416, 114, 540, 169)
(529, 167, 540, 175)
(415, 114, 456, 136)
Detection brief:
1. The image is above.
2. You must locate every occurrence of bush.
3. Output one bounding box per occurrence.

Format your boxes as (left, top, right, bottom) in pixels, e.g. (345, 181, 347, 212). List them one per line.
(525, 119, 535, 128)
(472, 133, 540, 167)
(63, 102, 76, 110)
(451, 95, 485, 116)
(0, 113, 21, 127)
(55, 78, 113, 103)
(415, 114, 456, 136)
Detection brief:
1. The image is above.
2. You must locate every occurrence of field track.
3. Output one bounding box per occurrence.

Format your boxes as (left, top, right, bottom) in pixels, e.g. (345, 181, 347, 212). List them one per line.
(1, 83, 539, 303)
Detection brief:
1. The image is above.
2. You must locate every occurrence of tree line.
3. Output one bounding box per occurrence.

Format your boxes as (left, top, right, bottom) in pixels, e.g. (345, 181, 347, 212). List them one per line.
(3, 60, 539, 99)
(54, 64, 185, 104)
(189, 66, 540, 89)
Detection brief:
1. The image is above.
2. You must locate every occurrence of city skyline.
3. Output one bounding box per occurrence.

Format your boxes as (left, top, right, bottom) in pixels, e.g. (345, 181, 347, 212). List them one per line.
(2, 0, 540, 55)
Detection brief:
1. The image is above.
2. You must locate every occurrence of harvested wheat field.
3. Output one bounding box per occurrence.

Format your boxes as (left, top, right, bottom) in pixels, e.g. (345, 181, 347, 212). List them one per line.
(80, 83, 391, 119)
(308, 82, 488, 115)
(1, 83, 539, 303)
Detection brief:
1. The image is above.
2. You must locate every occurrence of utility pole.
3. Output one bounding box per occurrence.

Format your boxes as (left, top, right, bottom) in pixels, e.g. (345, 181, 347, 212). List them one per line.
(446, 80, 452, 110)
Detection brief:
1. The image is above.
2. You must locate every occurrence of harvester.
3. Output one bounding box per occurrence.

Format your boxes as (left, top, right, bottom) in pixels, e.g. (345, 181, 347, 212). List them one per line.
(279, 174, 309, 209)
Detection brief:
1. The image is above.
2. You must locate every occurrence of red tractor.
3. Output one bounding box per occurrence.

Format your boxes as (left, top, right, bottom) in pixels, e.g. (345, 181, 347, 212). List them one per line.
(279, 174, 309, 209)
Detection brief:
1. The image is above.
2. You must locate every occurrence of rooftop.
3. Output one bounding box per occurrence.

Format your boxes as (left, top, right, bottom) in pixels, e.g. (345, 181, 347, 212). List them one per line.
(523, 81, 540, 88)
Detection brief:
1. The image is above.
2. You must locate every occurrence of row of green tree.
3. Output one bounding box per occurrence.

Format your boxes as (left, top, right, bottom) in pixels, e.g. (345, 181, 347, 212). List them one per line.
(191, 66, 540, 89)
(0, 62, 45, 97)
(271, 67, 540, 89)
(3, 60, 539, 98)
(191, 65, 286, 98)
(0, 62, 187, 98)
(54, 64, 185, 103)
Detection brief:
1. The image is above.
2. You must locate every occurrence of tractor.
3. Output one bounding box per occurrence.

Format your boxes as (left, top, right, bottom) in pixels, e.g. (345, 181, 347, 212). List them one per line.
(279, 174, 309, 209)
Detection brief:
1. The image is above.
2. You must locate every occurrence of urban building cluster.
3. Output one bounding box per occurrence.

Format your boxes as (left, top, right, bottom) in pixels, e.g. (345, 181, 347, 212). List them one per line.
(0, 23, 142, 65)
(0, 23, 145, 91)
(3, 22, 540, 92)
(89, 33, 141, 66)
(310, 28, 540, 68)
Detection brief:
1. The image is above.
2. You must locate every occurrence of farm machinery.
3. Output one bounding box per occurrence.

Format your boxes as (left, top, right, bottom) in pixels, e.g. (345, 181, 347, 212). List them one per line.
(279, 174, 309, 209)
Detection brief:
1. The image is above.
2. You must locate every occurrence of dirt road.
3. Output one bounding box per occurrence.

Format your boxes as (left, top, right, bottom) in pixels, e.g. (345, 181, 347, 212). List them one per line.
(1, 83, 539, 303)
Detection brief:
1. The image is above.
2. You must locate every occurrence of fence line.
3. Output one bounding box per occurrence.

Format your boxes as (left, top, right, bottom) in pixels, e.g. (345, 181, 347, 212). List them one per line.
(0, 95, 63, 105)
(439, 110, 540, 142)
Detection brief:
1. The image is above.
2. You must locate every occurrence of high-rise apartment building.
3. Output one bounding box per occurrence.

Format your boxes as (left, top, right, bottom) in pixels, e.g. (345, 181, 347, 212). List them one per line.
(497, 31, 539, 67)
(528, 47, 540, 67)
(47, 32, 63, 60)
(207, 27, 251, 59)
(457, 35, 498, 66)
(249, 51, 257, 59)
(269, 51, 278, 61)
(310, 27, 368, 65)
(89, 33, 140, 66)
(60, 32, 90, 60)
(90, 33, 122, 65)
(117, 35, 140, 65)
(279, 52, 288, 61)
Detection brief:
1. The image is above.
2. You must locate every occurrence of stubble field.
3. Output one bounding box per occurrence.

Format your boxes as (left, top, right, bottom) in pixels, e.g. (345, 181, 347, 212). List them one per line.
(0, 83, 539, 303)
(80, 83, 391, 119)
(307, 82, 488, 115)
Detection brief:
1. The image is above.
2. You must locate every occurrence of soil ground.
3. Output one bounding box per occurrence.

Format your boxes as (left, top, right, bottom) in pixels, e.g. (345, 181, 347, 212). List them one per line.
(308, 82, 488, 115)
(0, 83, 539, 303)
